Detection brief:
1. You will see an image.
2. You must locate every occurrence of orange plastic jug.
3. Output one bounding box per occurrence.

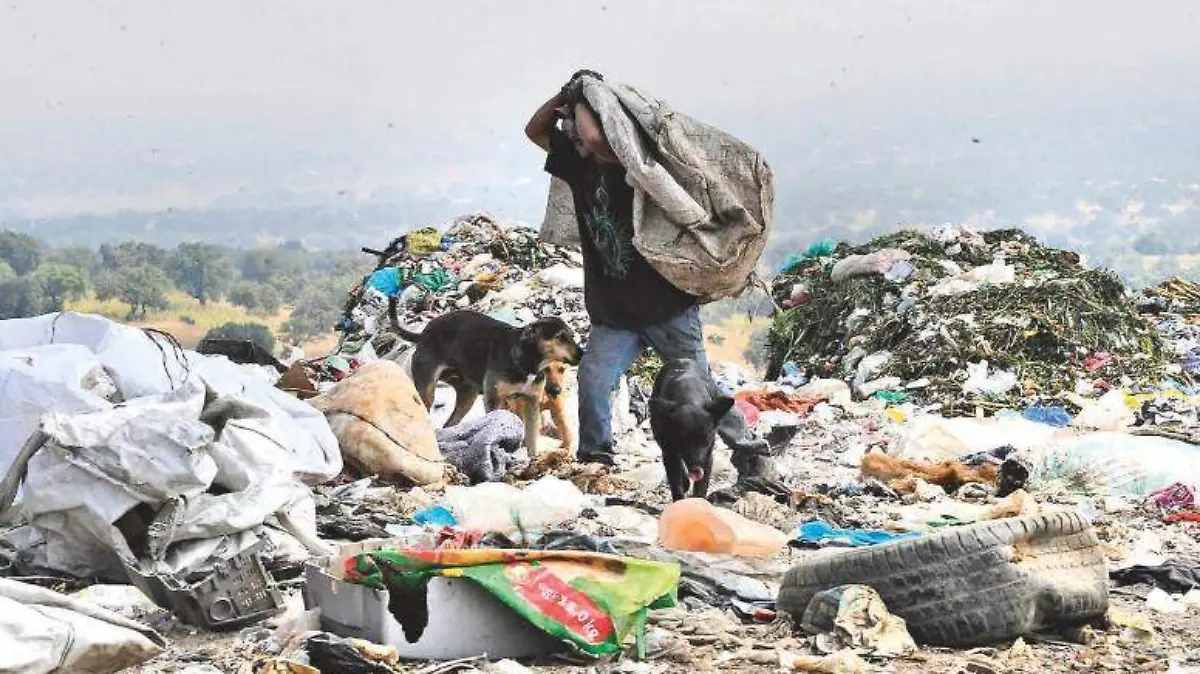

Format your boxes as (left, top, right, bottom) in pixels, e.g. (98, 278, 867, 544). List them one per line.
(657, 498, 789, 557)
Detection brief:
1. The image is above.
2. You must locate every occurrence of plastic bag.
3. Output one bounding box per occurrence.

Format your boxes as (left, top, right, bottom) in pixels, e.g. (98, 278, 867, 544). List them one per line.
(1030, 432, 1200, 497)
(443, 477, 587, 534)
(1072, 389, 1135, 431)
(0, 578, 165, 674)
(961, 360, 1018, 397)
(658, 498, 789, 558)
(830, 249, 912, 283)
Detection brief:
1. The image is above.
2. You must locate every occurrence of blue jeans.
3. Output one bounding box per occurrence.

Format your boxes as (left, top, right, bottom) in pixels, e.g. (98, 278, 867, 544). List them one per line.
(577, 306, 770, 473)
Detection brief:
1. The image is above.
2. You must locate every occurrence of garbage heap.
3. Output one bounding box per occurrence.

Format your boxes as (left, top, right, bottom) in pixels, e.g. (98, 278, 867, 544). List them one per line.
(337, 213, 589, 356)
(767, 226, 1167, 415)
(1141, 277, 1200, 380)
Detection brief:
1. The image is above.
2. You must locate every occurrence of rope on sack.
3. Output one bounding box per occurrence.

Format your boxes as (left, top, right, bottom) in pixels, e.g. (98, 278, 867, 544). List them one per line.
(141, 327, 191, 389)
(0, 430, 49, 526)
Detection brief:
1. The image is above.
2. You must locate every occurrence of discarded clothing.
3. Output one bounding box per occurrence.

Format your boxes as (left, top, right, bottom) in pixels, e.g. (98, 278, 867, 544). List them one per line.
(1165, 510, 1200, 524)
(792, 521, 921, 549)
(344, 548, 680, 657)
(1110, 560, 1200, 594)
(435, 410, 527, 484)
(1151, 482, 1196, 512)
(736, 389, 825, 415)
(540, 78, 773, 302)
(801, 585, 917, 658)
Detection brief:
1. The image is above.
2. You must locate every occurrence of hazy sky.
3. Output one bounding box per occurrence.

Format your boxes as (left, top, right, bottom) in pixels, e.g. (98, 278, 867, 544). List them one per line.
(3, 0, 1199, 227)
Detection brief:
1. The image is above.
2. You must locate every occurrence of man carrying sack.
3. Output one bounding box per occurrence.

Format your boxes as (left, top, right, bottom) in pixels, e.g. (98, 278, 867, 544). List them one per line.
(525, 69, 776, 483)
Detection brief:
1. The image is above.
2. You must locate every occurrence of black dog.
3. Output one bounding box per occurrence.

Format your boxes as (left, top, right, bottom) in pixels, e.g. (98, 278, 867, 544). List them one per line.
(393, 310, 583, 450)
(649, 358, 735, 500)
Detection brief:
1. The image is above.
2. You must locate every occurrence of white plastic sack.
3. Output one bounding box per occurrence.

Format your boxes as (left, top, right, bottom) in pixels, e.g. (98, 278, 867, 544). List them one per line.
(20, 377, 329, 579)
(930, 261, 1016, 296)
(443, 476, 587, 535)
(898, 414, 1065, 462)
(0, 344, 116, 486)
(830, 249, 912, 283)
(537, 264, 585, 289)
(0, 578, 164, 674)
(0, 313, 341, 487)
(1072, 389, 1136, 432)
(961, 360, 1019, 397)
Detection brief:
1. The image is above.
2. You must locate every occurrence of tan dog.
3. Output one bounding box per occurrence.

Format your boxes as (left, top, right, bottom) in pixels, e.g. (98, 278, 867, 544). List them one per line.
(393, 310, 582, 450)
(501, 361, 575, 453)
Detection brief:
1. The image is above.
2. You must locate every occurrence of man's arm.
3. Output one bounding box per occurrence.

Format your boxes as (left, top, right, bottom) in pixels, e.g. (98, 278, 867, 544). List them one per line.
(525, 91, 565, 152)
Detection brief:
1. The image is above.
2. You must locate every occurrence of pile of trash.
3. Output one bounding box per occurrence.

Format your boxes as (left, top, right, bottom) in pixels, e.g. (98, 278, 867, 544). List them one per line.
(768, 226, 1168, 415)
(6, 221, 1200, 674)
(339, 213, 590, 353)
(1141, 277, 1200, 379)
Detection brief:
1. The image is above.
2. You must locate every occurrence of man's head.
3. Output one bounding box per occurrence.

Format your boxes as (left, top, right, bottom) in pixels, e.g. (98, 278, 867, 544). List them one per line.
(560, 114, 592, 159)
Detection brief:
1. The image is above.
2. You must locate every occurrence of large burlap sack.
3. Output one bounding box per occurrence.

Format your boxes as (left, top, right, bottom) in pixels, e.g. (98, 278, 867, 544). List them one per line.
(540, 78, 773, 302)
(311, 361, 444, 485)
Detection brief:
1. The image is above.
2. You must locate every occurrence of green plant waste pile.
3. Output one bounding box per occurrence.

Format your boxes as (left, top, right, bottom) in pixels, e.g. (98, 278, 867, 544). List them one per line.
(767, 226, 1166, 416)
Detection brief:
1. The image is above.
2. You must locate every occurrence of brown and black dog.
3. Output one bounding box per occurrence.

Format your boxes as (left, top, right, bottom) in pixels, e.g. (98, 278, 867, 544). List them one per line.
(393, 310, 582, 450)
(501, 360, 575, 453)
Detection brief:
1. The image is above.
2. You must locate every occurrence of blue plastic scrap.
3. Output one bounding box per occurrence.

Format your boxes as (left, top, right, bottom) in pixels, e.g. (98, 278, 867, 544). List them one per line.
(412, 505, 458, 528)
(1022, 404, 1072, 428)
(365, 267, 405, 297)
(793, 520, 922, 548)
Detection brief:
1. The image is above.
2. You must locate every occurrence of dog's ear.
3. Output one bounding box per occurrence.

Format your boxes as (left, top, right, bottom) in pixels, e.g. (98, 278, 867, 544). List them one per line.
(649, 398, 678, 419)
(705, 395, 736, 420)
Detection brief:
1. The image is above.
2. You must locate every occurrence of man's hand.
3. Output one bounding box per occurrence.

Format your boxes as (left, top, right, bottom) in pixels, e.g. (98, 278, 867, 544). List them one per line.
(560, 69, 604, 107)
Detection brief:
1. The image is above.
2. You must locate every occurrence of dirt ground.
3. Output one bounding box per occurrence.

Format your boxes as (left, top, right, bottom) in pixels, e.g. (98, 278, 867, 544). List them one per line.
(127, 587, 1200, 674)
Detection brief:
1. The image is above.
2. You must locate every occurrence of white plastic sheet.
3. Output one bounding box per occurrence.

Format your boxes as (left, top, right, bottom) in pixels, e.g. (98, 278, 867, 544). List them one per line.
(1, 312, 341, 579)
(0, 578, 164, 674)
(0, 312, 340, 486)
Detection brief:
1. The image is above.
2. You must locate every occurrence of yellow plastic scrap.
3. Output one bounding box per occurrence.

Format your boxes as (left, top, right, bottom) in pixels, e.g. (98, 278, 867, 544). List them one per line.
(405, 226, 444, 255)
(886, 407, 907, 423)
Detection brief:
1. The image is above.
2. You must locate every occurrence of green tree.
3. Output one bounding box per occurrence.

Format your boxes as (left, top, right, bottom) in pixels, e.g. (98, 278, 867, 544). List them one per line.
(203, 322, 276, 353)
(282, 276, 346, 343)
(35, 263, 88, 311)
(0, 231, 43, 276)
(228, 281, 261, 312)
(167, 243, 234, 305)
(44, 246, 102, 280)
(0, 276, 47, 319)
(0, 260, 14, 280)
(256, 284, 281, 314)
(98, 265, 170, 320)
(99, 241, 168, 271)
(228, 281, 282, 314)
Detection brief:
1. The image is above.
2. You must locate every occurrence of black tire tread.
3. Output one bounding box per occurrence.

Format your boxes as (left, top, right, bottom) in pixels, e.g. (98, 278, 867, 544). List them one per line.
(778, 513, 1108, 647)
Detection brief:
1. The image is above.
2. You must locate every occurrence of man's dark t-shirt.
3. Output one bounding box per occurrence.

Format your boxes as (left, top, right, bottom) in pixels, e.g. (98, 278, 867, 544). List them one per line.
(544, 128, 696, 330)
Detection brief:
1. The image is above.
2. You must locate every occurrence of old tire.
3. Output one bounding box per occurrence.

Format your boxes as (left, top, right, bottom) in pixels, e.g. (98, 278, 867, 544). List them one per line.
(778, 513, 1109, 647)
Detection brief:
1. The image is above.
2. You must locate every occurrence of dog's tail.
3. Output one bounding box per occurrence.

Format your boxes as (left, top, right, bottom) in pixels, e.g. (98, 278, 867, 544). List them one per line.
(387, 296, 424, 342)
